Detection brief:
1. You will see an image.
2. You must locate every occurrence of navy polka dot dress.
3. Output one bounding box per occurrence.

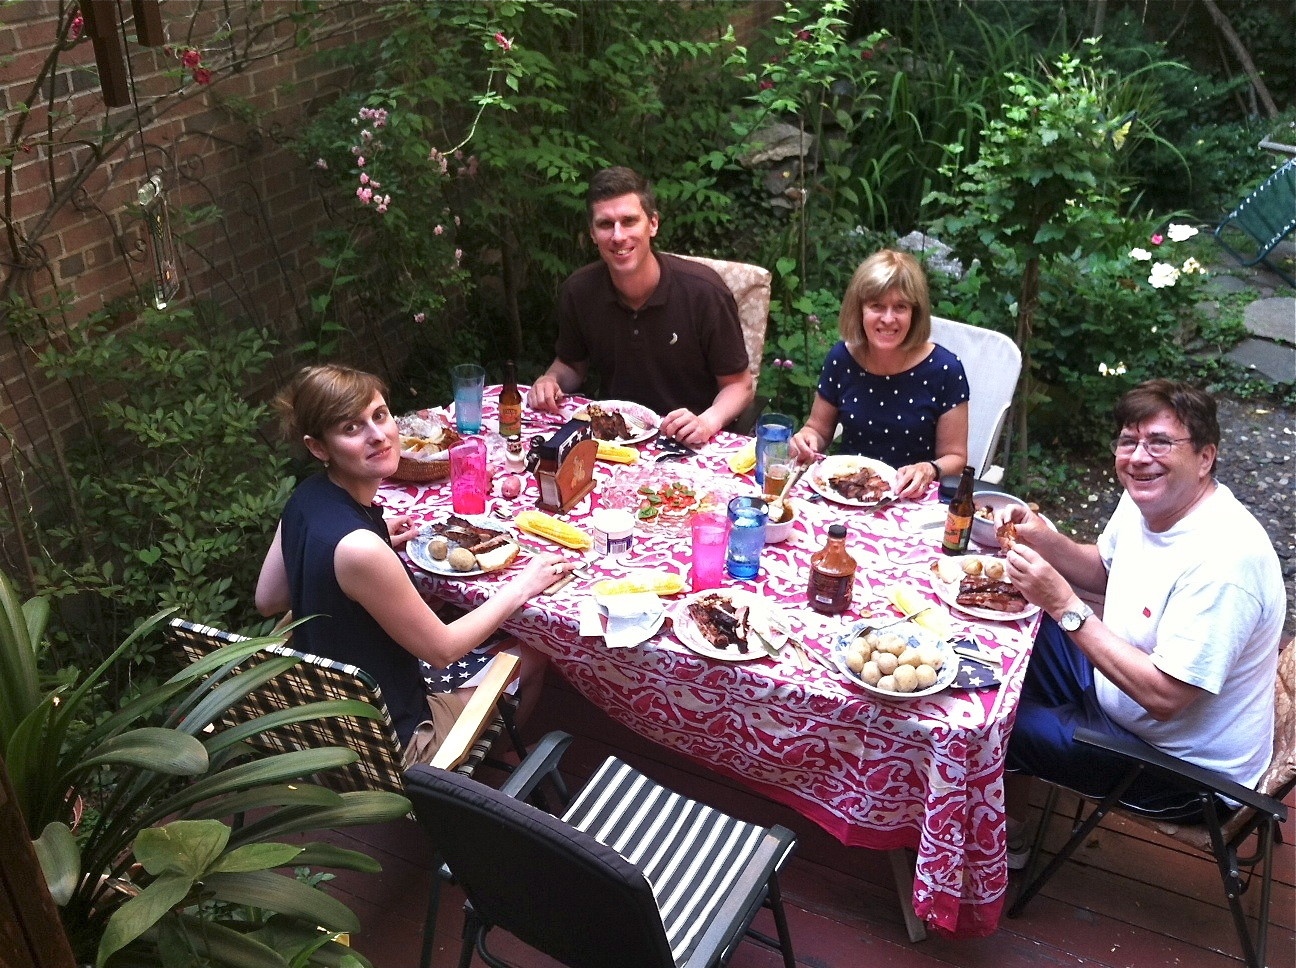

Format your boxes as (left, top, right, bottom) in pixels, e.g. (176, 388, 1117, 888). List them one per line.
(816, 342, 969, 466)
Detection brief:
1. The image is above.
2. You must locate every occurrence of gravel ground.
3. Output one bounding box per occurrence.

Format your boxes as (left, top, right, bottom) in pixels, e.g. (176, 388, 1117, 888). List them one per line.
(1035, 393, 1295, 634)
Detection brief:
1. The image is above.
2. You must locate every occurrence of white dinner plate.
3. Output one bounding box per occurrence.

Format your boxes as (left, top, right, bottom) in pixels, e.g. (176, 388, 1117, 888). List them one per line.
(670, 589, 788, 662)
(406, 515, 520, 578)
(930, 555, 1040, 622)
(807, 455, 897, 507)
(573, 399, 660, 445)
(833, 621, 960, 698)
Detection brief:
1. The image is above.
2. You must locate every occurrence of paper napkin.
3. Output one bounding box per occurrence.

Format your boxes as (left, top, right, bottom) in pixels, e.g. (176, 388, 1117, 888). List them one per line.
(948, 640, 1003, 690)
(578, 592, 666, 649)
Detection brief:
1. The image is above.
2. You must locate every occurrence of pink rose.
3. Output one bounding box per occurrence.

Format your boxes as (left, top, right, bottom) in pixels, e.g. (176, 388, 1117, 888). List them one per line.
(192, 67, 212, 85)
(181, 49, 202, 69)
(414, 312, 426, 324)
(434, 224, 445, 235)
(357, 156, 366, 167)
(797, 30, 811, 41)
(861, 49, 874, 60)
(359, 172, 369, 185)
(1151, 233, 1164, 245)
(759, 80, 774, 91)
(494, 32, 513, 51)
(69, 14, 84, 40)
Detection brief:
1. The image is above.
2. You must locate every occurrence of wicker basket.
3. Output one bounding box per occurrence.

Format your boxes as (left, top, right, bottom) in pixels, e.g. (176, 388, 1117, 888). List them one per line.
(393, 455, 451, 483)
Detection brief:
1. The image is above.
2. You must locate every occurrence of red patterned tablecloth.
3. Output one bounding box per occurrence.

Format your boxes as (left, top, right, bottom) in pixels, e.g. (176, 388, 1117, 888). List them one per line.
(379, 390, 1039, 937)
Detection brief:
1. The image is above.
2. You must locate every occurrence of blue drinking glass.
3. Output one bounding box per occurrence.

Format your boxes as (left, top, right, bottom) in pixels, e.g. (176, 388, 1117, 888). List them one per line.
(725, 496, 768, 579)
(754, 413, 795, 486)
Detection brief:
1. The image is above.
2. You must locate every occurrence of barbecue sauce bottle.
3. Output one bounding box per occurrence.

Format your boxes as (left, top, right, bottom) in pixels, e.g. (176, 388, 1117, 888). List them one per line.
(941, 465, 975, 555)
(808, 524, 857, 614)
(498, 360, 522, 438)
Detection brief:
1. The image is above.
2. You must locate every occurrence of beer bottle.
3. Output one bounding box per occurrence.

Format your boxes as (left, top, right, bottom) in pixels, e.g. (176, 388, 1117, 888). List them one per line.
(808, 524, 857, 614)
(941, 465, 975, 555)
(498, 360, 522, 438)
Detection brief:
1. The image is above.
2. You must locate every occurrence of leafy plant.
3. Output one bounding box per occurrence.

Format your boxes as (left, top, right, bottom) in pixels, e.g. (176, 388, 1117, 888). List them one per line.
(18, 302, 291, 685)
(1, 569, 408, 966)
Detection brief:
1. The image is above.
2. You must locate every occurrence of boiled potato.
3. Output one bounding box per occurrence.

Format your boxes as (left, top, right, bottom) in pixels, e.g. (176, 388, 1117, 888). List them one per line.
(876, 674, 897, 692)
(860, 660, 882, 686)
(897, 646, 923, 668)
(985, 560, 1006, 580)
(877, 632, 908, 655)
(917, 645, 944, 671)
(874, 652, 899, 677)
(962, 557, 983, 576)
(846, 647, 867, 674)
(862, 631, 881, 651)
(914, 664, 938, 689)
(932, 558, 962, 583)
(428, 535, 450, 561)
(892, 665, 919, 693)
(448, 547, 477, 572)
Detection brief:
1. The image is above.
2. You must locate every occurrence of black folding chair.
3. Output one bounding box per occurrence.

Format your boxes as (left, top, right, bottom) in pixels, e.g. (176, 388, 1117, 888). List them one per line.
(404, 731, 798, 968)
(1009, 639, 1295, 968)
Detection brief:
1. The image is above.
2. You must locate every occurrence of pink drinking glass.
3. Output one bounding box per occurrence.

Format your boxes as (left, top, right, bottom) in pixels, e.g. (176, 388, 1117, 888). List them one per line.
(689, 511, 729, 590)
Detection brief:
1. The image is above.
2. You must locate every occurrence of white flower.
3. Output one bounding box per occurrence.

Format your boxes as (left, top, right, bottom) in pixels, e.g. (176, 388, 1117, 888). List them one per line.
(1181, 257, 1207, 275)
(1099, 361, 1127, 377)
(1148, 262, 1180, 289)
(1129, 247, 1152, 261)
(1166, 223, 1199, 242)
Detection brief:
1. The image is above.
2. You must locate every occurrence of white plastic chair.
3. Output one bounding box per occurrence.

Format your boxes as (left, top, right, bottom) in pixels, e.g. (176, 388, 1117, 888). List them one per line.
(930, 316, 1021, 484)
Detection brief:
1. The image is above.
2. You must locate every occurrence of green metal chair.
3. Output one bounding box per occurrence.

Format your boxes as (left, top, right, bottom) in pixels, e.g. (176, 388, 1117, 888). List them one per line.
(1213, 159, 1296, 287)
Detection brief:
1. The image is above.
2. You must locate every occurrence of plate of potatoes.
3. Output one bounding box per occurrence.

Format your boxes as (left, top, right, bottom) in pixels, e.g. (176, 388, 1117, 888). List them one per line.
(833, 621, 960, 698)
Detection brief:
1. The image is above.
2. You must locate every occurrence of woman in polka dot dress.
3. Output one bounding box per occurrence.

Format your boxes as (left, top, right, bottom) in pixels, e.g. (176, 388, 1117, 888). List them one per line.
(790, 249, 969, 498)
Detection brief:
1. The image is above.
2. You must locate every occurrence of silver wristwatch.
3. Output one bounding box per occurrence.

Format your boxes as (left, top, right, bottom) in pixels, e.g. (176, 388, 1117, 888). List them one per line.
(1059, 601, 1094, 633)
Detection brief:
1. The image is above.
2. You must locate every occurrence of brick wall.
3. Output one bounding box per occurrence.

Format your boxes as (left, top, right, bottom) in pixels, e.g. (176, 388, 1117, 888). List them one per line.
(0, 1, 390, 568)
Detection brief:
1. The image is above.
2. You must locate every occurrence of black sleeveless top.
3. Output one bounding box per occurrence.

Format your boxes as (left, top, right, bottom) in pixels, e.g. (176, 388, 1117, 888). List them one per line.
(278, 474, 426, 745)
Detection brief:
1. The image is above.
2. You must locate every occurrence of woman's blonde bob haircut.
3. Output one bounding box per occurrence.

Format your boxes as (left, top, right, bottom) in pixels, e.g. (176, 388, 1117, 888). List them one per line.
(838, 249, 931, 352)
(274, 363, 388, 445)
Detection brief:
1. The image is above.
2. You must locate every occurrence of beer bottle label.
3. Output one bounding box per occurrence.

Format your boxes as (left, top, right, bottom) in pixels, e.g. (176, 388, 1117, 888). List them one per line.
(942, 513, 972, 553)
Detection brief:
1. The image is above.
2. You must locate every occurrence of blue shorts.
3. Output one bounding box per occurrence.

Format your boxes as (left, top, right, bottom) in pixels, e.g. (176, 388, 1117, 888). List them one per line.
(1007, 617, 1205, 823)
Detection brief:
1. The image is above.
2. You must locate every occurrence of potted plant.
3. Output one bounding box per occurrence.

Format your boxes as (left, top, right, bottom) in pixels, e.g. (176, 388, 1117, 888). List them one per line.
(0, 569, 409, 966)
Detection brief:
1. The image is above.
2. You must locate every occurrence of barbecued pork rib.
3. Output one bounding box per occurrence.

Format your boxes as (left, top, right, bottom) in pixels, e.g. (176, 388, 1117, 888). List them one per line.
(956, 576, 1028, 612)
(687, 595, 750, 649)
(830, 467, 888, 502)
(586, 404, 631, 441)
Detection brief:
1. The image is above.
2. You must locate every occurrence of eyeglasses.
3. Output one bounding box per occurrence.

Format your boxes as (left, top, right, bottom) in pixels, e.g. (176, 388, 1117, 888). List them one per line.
(1109, 435, 1192, 458)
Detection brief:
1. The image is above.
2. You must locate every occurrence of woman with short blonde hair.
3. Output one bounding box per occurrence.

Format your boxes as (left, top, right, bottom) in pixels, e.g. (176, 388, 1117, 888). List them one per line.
(791, 250, 969, 498)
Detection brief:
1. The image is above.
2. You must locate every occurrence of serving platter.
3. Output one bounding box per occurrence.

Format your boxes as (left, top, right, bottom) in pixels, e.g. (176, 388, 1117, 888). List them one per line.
(929, 555, 1040, 622)
(807, 455, 897, 507)
(670, 589, 789, 662)
(832, 620, 960, 698)
(406, 515, 520, 578)
(573, 399, 660, 445)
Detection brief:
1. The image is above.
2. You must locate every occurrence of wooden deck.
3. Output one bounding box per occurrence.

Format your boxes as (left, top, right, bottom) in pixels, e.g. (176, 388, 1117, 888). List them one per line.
(316, 673, 1295, 968)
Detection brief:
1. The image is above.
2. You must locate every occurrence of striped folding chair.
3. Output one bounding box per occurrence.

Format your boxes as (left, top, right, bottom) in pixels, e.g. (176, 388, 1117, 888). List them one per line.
(404, 731, 798, 968)
(166, 617, 523, 968)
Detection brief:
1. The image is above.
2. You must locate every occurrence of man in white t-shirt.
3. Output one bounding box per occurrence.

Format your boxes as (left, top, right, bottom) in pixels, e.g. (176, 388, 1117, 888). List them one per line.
(999, 379, 1285, 825)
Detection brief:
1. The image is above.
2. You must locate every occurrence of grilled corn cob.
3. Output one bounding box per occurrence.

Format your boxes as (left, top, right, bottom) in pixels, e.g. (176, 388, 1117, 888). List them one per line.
(881, 584, 952, 639)
(514, 510, 593, 550)
(592, 572, 686, 597)
(727, 441, 756, 475)
(596, 441, 639, 464)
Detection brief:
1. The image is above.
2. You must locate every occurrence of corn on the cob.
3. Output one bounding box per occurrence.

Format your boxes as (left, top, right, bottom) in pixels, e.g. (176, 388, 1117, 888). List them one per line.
(514, 510, 592, 550)
(727, 441, 756, 475)
(592, 572, 686, 597)
(881, 584, 952, 639)
(596, 441, 639, 464)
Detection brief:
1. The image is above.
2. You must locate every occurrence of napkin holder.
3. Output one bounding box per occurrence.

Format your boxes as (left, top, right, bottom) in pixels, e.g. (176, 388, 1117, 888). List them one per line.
(535, 419, 597, 513)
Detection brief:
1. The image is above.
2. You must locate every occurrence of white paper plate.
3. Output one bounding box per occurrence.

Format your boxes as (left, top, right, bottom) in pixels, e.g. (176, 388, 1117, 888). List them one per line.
(807, 455, 897, 507)
(406, 515, 519, 578)
(930, 555, 1040, 621)
(670, 589, 788, 662)
(574, 399, 660, 445)
(833, 621, 959, 698)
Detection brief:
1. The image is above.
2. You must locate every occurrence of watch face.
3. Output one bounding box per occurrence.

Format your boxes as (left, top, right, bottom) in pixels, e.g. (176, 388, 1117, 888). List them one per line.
(1061, 613, 1080, 631)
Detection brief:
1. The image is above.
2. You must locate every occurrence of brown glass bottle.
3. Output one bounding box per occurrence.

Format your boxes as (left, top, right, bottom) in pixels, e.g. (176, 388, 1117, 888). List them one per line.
(808, 524, 857, 614)
(941, 465, 976, 555)
(498, 360, 522, 438)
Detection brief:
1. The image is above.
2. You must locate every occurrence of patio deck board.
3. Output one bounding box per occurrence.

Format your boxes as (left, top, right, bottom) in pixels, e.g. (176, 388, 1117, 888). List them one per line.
(315, 672, 1294, 967)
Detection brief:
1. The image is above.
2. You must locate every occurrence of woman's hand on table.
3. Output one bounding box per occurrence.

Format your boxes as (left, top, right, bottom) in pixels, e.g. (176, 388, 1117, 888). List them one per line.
(510, 552, 576, 599)
(893, 461, 940, 499)
(789, 428, 822, 464)
(386, 513, 418, 549)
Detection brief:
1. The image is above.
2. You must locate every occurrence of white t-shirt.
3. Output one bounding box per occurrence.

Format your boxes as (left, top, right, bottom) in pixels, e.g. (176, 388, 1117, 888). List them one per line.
(1094, 484, 1285, 788)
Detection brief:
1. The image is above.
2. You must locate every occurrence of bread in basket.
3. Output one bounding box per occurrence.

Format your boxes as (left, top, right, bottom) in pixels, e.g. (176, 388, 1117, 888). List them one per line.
(393, 411, 461, 483)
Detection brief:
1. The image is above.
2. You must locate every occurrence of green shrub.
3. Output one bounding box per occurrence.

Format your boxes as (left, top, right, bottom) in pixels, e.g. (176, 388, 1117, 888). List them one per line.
(25, 303, 290, 687)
